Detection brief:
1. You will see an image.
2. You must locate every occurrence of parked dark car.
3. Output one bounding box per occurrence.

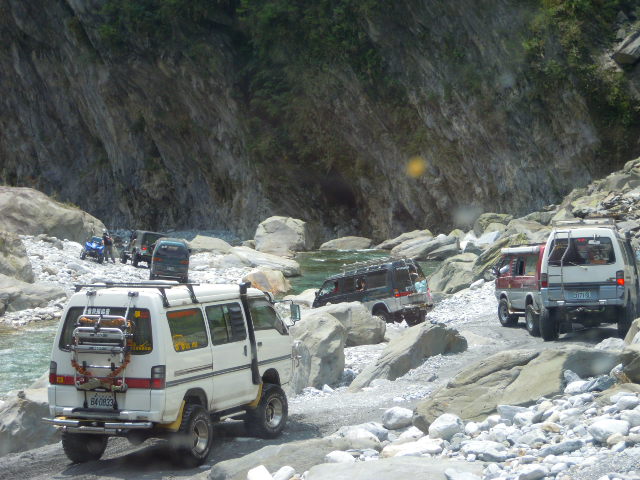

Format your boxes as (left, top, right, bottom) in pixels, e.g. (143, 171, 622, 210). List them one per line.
(312, 258, 433, 325)
(120, 230, 164, 267)
(149, 238, 190, 283)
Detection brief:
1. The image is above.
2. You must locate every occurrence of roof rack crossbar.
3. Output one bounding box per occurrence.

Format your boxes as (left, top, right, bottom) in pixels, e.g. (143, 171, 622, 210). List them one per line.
(158, 287, 170, 308)
(186, 284, 199, 304)
(340, 256, 414, 274)
(551, 217, 617, 228)
(73, 282, 202, 308)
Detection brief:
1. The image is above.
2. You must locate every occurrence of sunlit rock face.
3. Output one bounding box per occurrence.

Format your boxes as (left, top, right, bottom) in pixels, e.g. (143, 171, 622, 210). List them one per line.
(0, 1, 631, 240)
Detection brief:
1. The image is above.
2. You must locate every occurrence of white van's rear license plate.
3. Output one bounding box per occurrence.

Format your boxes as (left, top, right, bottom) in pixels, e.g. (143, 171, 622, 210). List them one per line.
(572, 291, 593, 300)
(88, 392, 114, 409)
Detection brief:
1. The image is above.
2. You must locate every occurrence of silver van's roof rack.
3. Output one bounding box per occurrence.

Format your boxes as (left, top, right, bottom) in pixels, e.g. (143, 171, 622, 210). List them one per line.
(551, 217, 617, 229)
(73, 282, 201, 308)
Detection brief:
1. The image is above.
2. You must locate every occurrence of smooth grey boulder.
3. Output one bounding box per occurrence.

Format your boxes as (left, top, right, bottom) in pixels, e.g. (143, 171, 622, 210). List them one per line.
(0, 231, 34, 283)
(428, 253, 478, 294)
(209, 437, 378, 480)
(224, 246, 301, 277)
(290, 313, 346, 392)
(621, 344, 640, 383)
(188, 235, 232, 254)
(0, 186, 105, 243)
(254, 216, 313, 258)
(428, 413, 464, 441)
(382, 407, 414, 430)
(319, 236, 372, 251)
(473, 213, 513, 237)
(306, 302, 385, 346)
(349, 323, 467, 391)
(413, 347, 621, 432)
(0, 274, 66, 314)
(503, 219, 550, 244)
(305, 457, 483, 480)
(284, 288, 318, 308)
(375, 230, 433, 250)
(0, 388, 59, 457)
(624, 318, 640, 345)
(391, 234, 458, 261)
(588, 419, 630, 443)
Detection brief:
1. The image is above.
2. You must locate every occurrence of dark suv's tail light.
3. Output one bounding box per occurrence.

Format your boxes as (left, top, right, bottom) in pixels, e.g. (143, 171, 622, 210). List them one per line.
(540, 273, 548, 288)
(617, 270, 625, 286)
(150, 365, 166, 389)
(394, 290, 412, 297)
(49, 361, 57, 384)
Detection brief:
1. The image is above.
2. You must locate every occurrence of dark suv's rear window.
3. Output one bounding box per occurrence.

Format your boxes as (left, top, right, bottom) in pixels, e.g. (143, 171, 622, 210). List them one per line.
(548, 237, 615, 266)
(59, 307, 153, 354)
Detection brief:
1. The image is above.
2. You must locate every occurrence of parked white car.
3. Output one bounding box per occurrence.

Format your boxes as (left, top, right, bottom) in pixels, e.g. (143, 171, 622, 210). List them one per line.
(44, 281, 296, 466)
(539, 218, 639, 341)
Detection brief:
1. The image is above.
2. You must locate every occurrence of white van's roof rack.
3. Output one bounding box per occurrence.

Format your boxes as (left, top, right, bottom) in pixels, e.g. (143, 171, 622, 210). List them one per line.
(74, 282, 201, 307)
(551, 217, 617, 229)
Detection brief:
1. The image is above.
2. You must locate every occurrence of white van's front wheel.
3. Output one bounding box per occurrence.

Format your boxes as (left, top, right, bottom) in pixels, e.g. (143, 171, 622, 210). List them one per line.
(245, 384, 288, 439)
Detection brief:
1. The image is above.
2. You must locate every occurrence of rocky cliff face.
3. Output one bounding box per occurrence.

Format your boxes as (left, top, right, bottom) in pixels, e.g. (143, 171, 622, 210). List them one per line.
(1, 0, 639, 240)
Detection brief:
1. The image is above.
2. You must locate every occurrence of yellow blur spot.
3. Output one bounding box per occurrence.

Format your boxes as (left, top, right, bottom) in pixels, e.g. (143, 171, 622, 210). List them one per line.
(406, 156, 427, 178)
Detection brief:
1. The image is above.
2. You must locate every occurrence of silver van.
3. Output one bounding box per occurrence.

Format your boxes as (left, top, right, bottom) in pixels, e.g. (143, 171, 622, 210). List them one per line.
(539, 219, 639, 340)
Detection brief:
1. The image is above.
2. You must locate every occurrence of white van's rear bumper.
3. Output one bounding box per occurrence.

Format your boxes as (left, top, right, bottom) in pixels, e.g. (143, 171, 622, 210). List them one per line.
(541, 285, 624, 308)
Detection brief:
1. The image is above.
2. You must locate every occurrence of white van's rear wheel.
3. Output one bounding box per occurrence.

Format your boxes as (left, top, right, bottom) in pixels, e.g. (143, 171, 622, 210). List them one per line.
(171, 404, 213, 467)
(245, 384, 288, 439)
(525, 304, 541, 337)
(618, 301, 635, 339)
(540, 307, 560, 341)
(61, 432, 108, 463)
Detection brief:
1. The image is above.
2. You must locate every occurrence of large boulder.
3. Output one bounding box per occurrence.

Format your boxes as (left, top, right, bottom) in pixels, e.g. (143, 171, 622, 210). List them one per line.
(254, 216, 313, 258)
(613, 31, 640, 65)
(209, 436, 382, 480)
(305, 457, 483, 480)
(319, 236, 372, 251)
(223, 247, 301, 277)
(306, 302, 385, 346)
(471, 233, 528, 281)
(188, 235, 232, 254)
(473, 213, 513, 237)
(413, 347, 622, 432)
(428, 253, 478, 294)
(290, 313, 346, 392)
(375, 230, 433, 250)
(502, 219, 550, 244)
(0, 231, 34, 283)
(624, 318, 640, 345)
(391, 234, 459, 261)
(242, 268, 291, 295)
(0, 187, 105, 243)
(0, 274, 66, 315)
(621, 344, 640, 383)
(349, 323, 467, 391)
(0, 388, 59, 457)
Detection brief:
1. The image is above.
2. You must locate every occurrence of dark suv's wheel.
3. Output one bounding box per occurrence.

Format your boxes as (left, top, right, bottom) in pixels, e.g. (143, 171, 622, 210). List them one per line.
(372, 309, 390, 323)
(80, 250, 86, 260)
(525, 304, 541, 337)
(618, 300, 635, 339)
(498, 298, 518, 327)
(61, 432, 108, 463)
(132, 254, 139, 268)
(120, 251, 127, 264)
(171, 403, 213, 467)
(244, 384, 288, 439)
(540, 307, 560, 341)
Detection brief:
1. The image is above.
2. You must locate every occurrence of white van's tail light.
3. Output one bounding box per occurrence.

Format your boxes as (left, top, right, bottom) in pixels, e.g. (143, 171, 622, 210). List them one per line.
(540, 273, 548, 288)
(150, 365, 166, 389)
(617, 270, 625, 286)
(49, 361, 57, 384)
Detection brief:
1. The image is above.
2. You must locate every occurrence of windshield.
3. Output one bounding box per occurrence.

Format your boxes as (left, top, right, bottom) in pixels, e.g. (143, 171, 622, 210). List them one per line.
(319, 280, 338, 296)
(156, 243, 189, 259)
(141, 233, 164, 246)
(548, 236, 615, 266)
(90, 236, 103, 244)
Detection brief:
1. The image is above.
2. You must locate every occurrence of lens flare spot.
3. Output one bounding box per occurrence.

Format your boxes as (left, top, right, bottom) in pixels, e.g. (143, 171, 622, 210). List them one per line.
(406, 156, 427, 178)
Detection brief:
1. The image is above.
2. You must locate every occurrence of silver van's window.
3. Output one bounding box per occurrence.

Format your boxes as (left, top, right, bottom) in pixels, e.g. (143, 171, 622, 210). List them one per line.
(59, 307, 153, 354)
(548, 237, 615, 266)
(205, 303, 247, 345)
(167, 308, 208, 352)
(249, 300, 288, 335)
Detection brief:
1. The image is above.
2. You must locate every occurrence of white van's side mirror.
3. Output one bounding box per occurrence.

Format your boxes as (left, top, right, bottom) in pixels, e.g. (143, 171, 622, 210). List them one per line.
(290, 304, 301, 323)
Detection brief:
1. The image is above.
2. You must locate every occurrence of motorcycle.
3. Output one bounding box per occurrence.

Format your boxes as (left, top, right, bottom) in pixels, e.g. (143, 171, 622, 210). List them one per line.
(80, 236, 106, 264)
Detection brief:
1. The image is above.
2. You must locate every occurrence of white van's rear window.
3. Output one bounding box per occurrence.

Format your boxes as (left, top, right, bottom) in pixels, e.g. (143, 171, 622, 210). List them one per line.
(548, 237, 615, 266)
(59, 307, 153, 354)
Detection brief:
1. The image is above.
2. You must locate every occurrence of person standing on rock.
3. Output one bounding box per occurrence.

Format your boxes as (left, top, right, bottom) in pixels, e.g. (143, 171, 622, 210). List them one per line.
(102, 229, 115, 263)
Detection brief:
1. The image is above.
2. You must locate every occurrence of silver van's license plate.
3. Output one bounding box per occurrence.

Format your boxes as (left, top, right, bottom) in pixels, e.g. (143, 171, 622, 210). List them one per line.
(573, 291, 593, 300)
(88, 392, 114, 409)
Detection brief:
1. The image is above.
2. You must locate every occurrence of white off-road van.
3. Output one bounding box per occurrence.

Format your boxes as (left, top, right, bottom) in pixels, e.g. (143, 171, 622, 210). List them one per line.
(539, 218, 639, 341)
(44, 281, 296, 466)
